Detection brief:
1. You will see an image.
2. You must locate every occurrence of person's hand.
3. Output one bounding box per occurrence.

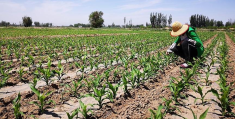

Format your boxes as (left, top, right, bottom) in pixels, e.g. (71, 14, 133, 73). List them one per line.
(166, 51, 170, 55)
(166, 49, 172, 55)
(188, 39, 196, 45)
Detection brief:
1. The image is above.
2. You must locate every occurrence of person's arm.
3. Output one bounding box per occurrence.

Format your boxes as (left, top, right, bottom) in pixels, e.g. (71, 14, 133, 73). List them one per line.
(167, 37, 180, 53)
(188, 29, 203, 47)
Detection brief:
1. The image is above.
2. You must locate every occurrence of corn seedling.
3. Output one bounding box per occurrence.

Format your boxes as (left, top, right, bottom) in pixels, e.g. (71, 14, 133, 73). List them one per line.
(122, 74, 130, 96)
(20, 55, 25, 66)
(148, 104, 164, 119)
(77, 100, 93, 119)
(104, 59, 109, 68)
(38, 60, 43, 69)
(18, 67, 27, 82)
(189, 107, 209, 119)
(38, 67, 54, 86)
(0, 66, 8, 88)
(104, 69, 111, 82)
(33, 70, 41, 79)
(15, 50, 20, 61)
(30, 77, 38, 88)
(30, 86, 55, 114)
(162, 98, 177, 114)
(89, 59, 94, 71)
(66, 77, 84, 98)
(204, 69, 211, 86)
(89, 84, 107, 109)
(0, 76, 8, 88)
(28, 55, 35, 71)
(66, 108, 79, 119)
(190, 85, 211, 105)
(84, 78, 92, 92)
(91, 74, 103, 88)
(113, 68, 120, 83)
(107, 82, 120, 102)
(129, 70, 137, 89)
(12, 92, 24, 119)
(204, 59, 215, 86)
(211, 85, 235, 116)
(53, 61, 64, 80)
(133, 68, 142, 88)
(167, 77, 185, 103)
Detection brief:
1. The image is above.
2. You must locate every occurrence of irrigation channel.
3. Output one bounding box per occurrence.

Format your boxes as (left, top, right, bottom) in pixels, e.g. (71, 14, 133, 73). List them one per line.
(1, 30, 235, 119)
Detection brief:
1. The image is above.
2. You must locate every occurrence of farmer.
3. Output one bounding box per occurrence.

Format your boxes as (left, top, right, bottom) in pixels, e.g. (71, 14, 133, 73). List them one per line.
(166, 21, 204, 68)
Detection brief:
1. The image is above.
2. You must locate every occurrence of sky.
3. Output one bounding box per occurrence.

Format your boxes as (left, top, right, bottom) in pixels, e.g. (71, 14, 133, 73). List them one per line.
(0, 0, 235, 26)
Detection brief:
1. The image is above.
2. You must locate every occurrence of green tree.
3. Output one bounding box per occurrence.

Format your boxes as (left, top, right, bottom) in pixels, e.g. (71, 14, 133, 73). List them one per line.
(89, 11, 104, 28)
(22, 16, 32, 27)
(168, 14, 172, 27)
(150, 12, 156, 28)
(34, 21, 40, 27)
(112, 22, 115, 27)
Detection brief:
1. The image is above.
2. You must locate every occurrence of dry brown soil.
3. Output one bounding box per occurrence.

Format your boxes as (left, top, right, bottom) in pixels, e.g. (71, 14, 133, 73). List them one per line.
(0, 34, 219, 119)
(225, 34, 235, 119)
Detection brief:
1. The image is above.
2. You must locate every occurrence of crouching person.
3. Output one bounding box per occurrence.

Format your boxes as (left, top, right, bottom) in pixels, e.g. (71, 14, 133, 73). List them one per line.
(166, 21, 204, 68)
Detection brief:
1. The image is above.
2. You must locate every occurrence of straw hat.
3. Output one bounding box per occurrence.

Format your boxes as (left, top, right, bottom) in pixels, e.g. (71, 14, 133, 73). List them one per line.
(170, 21, 189, 37)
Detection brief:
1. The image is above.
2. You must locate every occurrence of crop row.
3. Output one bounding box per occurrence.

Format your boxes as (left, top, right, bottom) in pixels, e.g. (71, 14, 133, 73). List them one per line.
(0, 28, 146, 38)
(0, 31, 217, 118)
(0, 32, 216, 88)
(149, 32, 235, 118)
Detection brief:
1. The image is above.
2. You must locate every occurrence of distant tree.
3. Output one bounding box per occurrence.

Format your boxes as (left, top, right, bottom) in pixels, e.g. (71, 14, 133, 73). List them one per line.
(156, 13, 163, 28)
(150, 12, 156, 28)
(216, 21, 224, 27)
(0, 21, 9, 27)
(168, 14, 172, 26)
(124, 17, 126, 28)
(162, 15, 167, 27)
(225, 21, 231, 27)
(89, 11, 104, 28)
(210, 19, 215, 27)
(34, 21, 40, 27)
(74, 23, 90, 27)
(22, 16, 32, 27)
(112, 22, 115, 27)
(127, 19, 132, 28)
(150, 12, 170, 28)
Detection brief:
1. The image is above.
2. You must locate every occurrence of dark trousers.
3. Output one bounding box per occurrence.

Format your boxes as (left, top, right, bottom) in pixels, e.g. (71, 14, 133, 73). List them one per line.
(171, 39, 197, 62)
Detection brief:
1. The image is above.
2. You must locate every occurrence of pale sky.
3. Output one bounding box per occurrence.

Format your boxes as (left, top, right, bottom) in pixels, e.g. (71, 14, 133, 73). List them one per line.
(0, 0, 234, 26)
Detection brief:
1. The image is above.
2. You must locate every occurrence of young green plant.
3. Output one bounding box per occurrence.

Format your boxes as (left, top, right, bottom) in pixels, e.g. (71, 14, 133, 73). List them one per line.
(30, 86, 55, 114)
(12, 92, 24, 119)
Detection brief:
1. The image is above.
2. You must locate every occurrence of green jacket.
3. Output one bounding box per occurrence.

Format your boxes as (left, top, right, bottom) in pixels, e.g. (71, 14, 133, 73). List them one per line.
(174, 27, 204, 57)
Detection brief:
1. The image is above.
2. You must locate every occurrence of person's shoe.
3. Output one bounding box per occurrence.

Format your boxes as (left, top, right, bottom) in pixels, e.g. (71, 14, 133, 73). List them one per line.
(180, 63, 191, 68)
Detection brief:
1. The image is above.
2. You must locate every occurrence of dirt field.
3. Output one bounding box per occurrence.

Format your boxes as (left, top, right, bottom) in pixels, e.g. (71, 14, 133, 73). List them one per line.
(1, 32, 235, 119)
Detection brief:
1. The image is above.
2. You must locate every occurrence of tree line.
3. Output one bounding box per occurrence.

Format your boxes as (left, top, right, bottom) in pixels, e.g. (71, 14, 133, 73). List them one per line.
(34, 22, 52, 27)
(1, 12, 235, 29)
(189, 14, 235, 28)
(149, 12, 172, 28)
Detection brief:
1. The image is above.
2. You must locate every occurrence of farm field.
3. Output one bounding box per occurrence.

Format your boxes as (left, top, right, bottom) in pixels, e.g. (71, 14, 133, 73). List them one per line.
(0, 28, 235, 119)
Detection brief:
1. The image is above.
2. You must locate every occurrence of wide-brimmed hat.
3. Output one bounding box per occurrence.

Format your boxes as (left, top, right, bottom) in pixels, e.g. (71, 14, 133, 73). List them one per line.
(170, 21, 189, 37)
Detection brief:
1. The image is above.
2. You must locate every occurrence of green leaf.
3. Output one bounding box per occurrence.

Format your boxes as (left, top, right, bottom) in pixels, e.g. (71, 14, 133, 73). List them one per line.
(230, 102, 235, 106)
(198, 86, 203, 96)
(189, 108, 197, 119)
(211, 88, 219, 99)
(30, 85, 40, 96)
(199, 108, 209, 119)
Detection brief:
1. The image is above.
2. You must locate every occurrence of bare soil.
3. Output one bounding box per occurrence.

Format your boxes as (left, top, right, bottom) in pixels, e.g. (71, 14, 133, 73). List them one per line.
(0, 34, 219, 119)
(92, 35, 219, 119)
(225, 34, 235, 119)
